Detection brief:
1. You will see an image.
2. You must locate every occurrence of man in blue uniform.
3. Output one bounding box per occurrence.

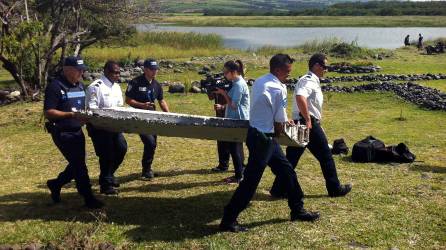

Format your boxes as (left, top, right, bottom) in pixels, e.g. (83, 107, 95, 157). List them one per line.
(44, 56, 104, 209)
(219, 54, 320, 233)
(86, 61, 127, 195)
(125, 59, 170, 180)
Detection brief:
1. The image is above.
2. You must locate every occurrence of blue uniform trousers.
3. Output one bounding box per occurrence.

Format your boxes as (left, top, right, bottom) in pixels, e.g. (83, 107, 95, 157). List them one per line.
(50, 129, 93, 197)
(140, 134, 157, 171)
(222, 127, 304, 224)
(270, 118, 341, 196)
(87, 124, 127, 187)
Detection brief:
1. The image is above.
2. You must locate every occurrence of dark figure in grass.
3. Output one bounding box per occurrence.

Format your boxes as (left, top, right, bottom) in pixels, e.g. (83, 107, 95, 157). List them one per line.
(86, 61, 127, 195)
(125, 59, 170, 180)
(404, 35, 410, 46)
(219, 54, 320, 233)
(270, 53, 352, 199)
(44, 56, 104, 209)
(418, 33, 424, 50)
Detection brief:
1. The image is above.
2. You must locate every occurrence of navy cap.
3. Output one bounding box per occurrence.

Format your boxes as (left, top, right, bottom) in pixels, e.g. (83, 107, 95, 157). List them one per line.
(143, 59, 159, 70)
(64, 56, 87, 71)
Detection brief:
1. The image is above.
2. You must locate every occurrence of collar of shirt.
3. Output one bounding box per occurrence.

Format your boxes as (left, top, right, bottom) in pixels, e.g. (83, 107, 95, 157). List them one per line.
(307, 71, 320, 85)
(266, 73, 285, 88)
(100, 75, 114, 88)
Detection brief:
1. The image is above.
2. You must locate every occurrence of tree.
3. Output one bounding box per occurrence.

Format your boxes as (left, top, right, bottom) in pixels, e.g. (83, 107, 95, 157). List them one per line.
(0, 0, 156, 98)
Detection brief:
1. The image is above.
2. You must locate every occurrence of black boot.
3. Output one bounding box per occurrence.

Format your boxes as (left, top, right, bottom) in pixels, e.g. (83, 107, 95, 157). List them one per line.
(47, 179, 62, 203)
(328, 184, 352, 197)
(291, 209, 320, 222)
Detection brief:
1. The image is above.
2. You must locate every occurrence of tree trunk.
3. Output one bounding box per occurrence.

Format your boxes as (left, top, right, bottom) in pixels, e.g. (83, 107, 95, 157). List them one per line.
(0, 55, 29, 97)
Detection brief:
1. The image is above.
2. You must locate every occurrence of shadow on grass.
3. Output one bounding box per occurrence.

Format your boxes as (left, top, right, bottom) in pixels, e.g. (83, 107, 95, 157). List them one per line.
(409, 163, 446, 173)
(119, 180, 225, 193)
(0, 190, 294, 242)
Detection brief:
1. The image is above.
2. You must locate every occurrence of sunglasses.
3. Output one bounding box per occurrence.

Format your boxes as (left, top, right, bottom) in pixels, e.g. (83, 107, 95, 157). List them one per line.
(318, 63, 328, 70)
(110, 70, 120, 74)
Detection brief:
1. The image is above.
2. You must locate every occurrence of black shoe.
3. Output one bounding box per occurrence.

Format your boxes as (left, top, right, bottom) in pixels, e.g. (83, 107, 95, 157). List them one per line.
(329, 184, 352, 197)
(100, 186, 118, 195)
(219, 221, 248, 233)
(84, 196, 104, 209)
(47, 179, 61, 203)
(141, 170, 155, 180)
(211, 165, 228, 172)
(291, 209, 320, 222)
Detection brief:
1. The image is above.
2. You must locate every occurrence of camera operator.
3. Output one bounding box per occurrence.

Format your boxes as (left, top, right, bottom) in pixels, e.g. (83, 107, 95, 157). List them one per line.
(213, 60, 249, 184)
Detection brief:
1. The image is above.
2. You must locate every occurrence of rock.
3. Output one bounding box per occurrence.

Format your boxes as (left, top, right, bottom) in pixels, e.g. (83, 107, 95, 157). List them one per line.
(174, 69, 183, 73)
(120, 71, 131, 78)
(98, 242, 115, 250)
(190, 86, 201, 93)
(135, 59, 144, 67)
(91, 73, 102, 79)
(168, 83, 185, 93)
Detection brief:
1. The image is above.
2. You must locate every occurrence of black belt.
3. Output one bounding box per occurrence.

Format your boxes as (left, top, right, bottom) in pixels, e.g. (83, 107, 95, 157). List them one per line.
(249, 126, 275, 137)
(297, 114, 320, 124)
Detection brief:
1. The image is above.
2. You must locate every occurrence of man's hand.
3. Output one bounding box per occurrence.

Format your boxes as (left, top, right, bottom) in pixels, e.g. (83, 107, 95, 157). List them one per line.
(142, 102, 155, 110)
(287, 119, 295, 127)
(305, 119, 312, 129)
(214, 104, 224, 111)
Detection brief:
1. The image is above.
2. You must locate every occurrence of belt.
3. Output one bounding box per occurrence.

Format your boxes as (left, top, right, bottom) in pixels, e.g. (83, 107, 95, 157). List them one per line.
(249, 126, 275, 137)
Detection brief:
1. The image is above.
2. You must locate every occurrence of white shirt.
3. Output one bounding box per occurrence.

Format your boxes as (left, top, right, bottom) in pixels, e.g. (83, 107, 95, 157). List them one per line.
(249, 73, 288, 133)
(292, 71, 323, 120)
(86, 75, 123, 109)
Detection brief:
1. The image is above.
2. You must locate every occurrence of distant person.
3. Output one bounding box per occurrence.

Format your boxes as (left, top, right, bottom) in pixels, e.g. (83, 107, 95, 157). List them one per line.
(418, 33, 424, 49)
(86, 60, 127, 195)
(125, 59, 169, 180)
(219, 54, 320, 233)
(213, 60, 249, 184)
(404, 35, 410, 46)
(44, 56, 104, 209)
(270, 53, 352, 199)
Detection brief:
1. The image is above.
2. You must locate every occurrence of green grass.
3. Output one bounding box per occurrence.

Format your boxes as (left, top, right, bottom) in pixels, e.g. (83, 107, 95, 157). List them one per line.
(0, 87, 445, 248)
(156, 15, 446, 27)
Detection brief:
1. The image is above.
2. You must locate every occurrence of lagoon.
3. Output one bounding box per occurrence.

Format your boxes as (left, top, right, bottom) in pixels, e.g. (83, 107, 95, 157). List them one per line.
(137, 25, 446, 50)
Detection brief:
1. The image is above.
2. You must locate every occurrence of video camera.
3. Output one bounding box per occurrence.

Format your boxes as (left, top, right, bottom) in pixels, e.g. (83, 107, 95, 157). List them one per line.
(199, 72, 233, 95)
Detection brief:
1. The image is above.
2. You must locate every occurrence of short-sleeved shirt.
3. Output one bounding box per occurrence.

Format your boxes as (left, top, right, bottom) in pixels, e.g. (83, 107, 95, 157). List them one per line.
(225, 76, 250, 120)
(86, 75, 123, 109)
(44, 75, 85, 130)
(292, 71, 323, 120)
(249, 73, 288, 133)
(125, 75, 163, 110)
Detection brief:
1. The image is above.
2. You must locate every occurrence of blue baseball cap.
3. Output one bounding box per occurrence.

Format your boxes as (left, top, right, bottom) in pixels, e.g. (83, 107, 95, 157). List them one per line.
(64, 56, 87, 71)
(143, 59, 159, 70)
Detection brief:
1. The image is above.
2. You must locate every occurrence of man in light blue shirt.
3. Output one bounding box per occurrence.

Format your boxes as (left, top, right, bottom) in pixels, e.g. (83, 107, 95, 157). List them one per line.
(219, 54, 320, 233)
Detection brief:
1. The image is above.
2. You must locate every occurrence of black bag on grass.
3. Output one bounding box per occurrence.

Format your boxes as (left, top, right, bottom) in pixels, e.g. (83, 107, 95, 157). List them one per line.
(332, 138, 349, 155)
(375, 143, 416, 163)
(352, 136, 385, 162)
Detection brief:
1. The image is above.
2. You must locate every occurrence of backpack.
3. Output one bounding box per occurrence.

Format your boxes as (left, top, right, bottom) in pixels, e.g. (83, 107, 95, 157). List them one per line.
(352, 136, 385, 162)
(332, 138, 349, 155)
(375, 143, 416, 163)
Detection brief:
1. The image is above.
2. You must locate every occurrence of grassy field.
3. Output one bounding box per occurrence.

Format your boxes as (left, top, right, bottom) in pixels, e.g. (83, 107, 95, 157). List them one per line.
(0, 32, 445, 249)
(155, 15, 446, 27)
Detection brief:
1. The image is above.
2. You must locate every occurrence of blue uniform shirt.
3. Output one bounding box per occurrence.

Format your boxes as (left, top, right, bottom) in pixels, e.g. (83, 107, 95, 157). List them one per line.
(125, 75, 163, 110)
(249, 73, 288, 133)
(44, 75, 86, 130)
(225, 76, 250, 120)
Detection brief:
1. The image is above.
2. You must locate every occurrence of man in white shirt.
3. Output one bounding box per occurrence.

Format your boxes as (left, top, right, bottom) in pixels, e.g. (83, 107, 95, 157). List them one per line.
(270, 53, 351, 198)
(219, 54, 320, 233)
(86, 60, 127, 195)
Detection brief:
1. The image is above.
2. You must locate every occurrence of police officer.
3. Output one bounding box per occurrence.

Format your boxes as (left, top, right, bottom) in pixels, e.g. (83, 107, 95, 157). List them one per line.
(219, 54, 320, 233)
(86, 60, 128, 195)
(270, 53, 352, 198)
(44, 56, 104, 209)
(125, 59, 169, 180)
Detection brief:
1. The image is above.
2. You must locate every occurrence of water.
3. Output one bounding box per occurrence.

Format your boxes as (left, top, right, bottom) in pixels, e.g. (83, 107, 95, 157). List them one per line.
(136, 24, 446, 50)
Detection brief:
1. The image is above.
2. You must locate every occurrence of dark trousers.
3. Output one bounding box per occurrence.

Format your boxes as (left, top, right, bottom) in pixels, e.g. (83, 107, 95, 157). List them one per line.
(270, 118, 341, 196)
(217, 141, 245, 169)
(87, 125, 127, 187)
(228, 142, 244, 179)
(222, 127, 304, 224)
(217, 140, 230, 168)
(139, 134, 157, 171)
(50, 129, 93, 198)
